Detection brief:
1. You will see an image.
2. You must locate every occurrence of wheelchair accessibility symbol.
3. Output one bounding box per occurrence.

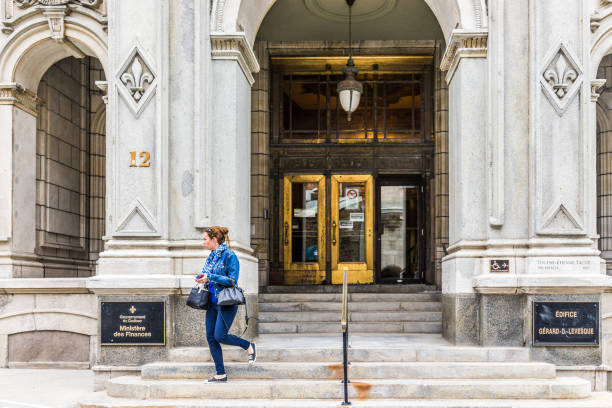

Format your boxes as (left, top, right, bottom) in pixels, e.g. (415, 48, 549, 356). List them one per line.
(490, 259, 509, 273)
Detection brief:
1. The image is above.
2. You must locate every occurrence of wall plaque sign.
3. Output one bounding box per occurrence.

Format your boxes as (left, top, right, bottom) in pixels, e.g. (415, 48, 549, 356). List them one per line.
(489, 259, 509, 273)
(533, 301, 599, 346)
(100, 301, 165, 345)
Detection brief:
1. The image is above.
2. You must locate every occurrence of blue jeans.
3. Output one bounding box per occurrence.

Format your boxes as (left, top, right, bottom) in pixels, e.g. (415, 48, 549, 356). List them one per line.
(205, 302, 250, 375)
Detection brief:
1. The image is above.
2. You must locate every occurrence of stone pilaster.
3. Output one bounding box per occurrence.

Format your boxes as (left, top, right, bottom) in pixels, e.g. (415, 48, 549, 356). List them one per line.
(96, 0, 171, 276)
(0, 83, 45, 278)
(440, 29, 489, 345)
(434, 41, 449, 288)
(251, 40, 270, 288)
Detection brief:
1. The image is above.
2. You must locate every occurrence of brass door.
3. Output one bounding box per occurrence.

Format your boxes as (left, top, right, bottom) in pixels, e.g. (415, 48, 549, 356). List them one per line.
(283, 175, 326, 284)
(331, 175, 374, 284)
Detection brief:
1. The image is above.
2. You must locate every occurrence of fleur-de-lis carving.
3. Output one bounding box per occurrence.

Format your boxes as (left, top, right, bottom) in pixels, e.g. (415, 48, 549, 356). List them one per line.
(120, 56, 154, 102)
(543, 54, 577, 98)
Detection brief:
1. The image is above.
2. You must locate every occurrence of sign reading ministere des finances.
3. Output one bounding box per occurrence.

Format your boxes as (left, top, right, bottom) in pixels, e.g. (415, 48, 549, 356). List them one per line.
(533, 301, 599, 346)
(100, 301, 165, 345)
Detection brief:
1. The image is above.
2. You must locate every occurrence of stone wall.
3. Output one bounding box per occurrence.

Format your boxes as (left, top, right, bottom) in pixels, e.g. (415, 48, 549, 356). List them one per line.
(0, 288, 97, 368)
(35, 57, 106, 278)
(597, 54, 612, 276)
(433, 41, 449, 287)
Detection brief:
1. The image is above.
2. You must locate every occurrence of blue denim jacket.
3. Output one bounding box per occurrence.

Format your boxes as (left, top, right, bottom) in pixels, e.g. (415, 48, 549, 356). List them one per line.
(206, 249, 240, 300)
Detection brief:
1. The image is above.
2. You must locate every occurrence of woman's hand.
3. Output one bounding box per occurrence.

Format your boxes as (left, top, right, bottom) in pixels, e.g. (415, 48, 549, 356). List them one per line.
(195, 273, 207, 284)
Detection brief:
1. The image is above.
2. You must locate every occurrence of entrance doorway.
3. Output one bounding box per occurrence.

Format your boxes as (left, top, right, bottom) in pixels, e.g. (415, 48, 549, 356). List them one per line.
(266, 54, 436, 286)
(282, 173, 426, 285)
(376, 176, 425, 284)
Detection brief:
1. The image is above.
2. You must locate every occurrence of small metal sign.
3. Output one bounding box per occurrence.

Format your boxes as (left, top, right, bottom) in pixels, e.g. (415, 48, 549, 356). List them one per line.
(490, 259, 509, 273)
(533, 301, 599, 346)
(100, 301, 165, 345)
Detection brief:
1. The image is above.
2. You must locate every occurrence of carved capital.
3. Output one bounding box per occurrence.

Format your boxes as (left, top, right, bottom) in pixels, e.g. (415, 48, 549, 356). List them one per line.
(440, 30, 488, 84)
(95, 80, 108, 104)
(210, 33, 260, 86)
(591, 79, 607, 102)
(0, 83, 44, 116)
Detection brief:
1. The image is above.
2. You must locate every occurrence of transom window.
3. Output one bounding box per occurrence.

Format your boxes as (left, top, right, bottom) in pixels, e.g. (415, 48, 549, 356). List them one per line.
(276, 72, 425, 142)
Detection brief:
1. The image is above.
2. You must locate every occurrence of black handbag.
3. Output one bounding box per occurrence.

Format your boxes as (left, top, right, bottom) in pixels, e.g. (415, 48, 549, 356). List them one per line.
(217, 280, 246, 306)
(186, 284, 210, 310)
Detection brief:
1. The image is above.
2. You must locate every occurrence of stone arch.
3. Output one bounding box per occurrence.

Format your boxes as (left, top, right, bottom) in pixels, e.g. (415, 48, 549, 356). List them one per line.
(597, 99, 611, 133)
(212, 0, 487, 46)
(0, 11, 108, 91)
(0, 7, 108, 279)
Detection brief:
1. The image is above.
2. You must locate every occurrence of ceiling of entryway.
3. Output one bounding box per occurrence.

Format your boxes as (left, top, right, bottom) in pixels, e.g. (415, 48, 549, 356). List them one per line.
(256, 0, 444, 41)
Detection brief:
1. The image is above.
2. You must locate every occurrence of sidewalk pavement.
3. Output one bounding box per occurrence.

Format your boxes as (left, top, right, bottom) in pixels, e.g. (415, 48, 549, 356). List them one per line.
(0, 369, 96, 408)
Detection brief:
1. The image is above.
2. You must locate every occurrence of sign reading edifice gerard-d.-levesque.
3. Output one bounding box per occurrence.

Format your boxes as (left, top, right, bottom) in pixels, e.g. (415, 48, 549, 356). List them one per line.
(533, 301, 599, 346)
(100, 301, 165, 345)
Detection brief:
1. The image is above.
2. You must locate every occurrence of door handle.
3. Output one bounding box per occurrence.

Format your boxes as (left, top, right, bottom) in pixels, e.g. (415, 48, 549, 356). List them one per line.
(284, 222, 289, 246)
(332, 220, 337, 245)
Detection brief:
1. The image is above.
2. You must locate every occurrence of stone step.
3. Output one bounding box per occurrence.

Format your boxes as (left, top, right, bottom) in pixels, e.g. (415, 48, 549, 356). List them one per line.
(258, 311, 442, 323)
(259, 321, 442, 334)
(260, 284, 438, 294)
(258, 293, 441, 303)
(78, 393, 612, 408)
(168, 345, 530, 363)
(259, 301, 443, 312)
(106, 377, 591, 400)
(140, 361, 556, 380)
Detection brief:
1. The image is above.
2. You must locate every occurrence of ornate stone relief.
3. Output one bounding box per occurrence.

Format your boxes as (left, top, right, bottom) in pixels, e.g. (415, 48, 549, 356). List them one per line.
(541, 200, 584, 235)
(116, 46, 157, 117)
(539, 42, 582, 115)
(303, 0, 397, 23)
(14, 0, 100, 8)
(1, 0, 107, 34)
(115, 199, 159, 237)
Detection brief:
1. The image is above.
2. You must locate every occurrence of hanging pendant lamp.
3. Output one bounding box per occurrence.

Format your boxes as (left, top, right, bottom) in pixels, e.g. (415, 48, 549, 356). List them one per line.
(337, 0, 362, 122)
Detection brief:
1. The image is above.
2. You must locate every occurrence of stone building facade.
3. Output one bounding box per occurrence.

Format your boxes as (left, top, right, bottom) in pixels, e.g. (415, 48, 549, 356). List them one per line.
(1, 0, 612, 396)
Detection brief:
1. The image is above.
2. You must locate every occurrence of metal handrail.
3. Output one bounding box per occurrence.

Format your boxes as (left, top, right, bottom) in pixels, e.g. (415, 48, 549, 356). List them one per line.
(341, 266, 348, 331)
(341, 266, 351, 406)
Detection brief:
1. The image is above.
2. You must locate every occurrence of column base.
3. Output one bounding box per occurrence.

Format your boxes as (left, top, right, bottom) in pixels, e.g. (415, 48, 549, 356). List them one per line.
(0, 252, 43, 278)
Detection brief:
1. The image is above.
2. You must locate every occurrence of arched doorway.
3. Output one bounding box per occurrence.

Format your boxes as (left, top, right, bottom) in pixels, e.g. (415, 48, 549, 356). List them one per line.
(247, 0, 450, 287)
(0, 3, 108, 278)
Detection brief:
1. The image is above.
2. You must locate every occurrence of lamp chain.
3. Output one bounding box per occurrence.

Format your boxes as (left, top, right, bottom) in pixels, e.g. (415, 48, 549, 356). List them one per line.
(348, 1, 352, 58)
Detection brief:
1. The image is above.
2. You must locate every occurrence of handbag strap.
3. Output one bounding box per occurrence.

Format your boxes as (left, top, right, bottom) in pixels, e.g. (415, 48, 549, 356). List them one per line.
(218, 301, 256, 339)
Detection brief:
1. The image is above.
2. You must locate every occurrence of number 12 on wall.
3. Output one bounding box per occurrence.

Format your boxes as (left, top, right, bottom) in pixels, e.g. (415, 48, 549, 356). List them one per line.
(129, 151, 151, 167)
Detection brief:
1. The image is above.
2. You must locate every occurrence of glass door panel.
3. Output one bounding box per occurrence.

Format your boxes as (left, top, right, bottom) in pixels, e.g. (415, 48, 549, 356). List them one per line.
(379, 185, 420, 283)
(283, 175, 326, 284)
(331, 175, 374, 284)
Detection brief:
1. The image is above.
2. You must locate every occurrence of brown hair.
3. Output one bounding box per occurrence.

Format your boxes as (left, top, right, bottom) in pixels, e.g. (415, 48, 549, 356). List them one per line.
(204, 226, 230, 248)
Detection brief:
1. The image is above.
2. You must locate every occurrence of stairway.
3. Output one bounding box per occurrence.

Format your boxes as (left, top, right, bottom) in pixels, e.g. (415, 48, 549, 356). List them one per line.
(258, 284, 443, 334)
(79, 336, 610, 407)
(77, 287, 612, 407)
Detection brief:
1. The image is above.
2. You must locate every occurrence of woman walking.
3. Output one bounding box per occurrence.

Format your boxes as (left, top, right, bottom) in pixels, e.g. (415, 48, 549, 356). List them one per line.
(196, 226, 256, 382)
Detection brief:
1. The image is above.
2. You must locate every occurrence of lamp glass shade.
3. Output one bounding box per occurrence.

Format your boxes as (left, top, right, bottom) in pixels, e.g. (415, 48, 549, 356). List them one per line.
(339, 88, 361, 113)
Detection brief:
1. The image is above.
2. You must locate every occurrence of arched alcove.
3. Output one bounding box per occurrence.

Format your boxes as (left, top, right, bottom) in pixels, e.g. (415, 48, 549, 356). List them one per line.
(246, 0, 451, 288)
(0, 9, 108, 278)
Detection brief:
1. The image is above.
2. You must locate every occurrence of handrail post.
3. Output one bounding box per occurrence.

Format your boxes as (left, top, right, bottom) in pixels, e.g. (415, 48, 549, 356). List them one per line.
(341, 266, 351, 405)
